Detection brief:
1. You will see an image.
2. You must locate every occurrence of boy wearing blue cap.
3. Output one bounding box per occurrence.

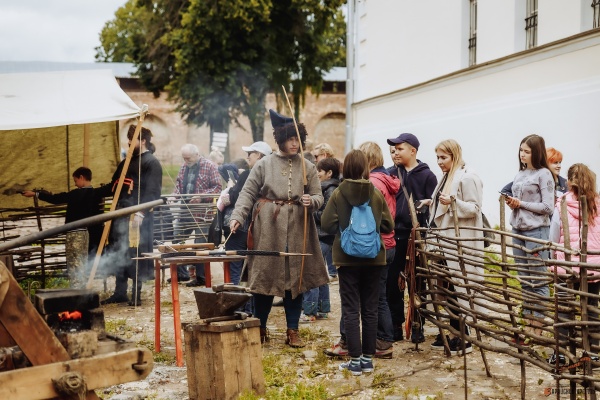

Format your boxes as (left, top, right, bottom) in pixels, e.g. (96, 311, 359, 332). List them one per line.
(386, 133, 437, 343)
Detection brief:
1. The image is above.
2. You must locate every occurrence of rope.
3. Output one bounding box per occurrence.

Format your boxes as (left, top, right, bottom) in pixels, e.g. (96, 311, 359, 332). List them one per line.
(52, 371, 87, 400)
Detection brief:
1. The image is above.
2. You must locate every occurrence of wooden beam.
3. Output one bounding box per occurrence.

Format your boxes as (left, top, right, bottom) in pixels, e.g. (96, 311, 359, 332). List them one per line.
(0, 348, 153, 400)
(83, 124, 90, 167)
(0, 262, 101, 399)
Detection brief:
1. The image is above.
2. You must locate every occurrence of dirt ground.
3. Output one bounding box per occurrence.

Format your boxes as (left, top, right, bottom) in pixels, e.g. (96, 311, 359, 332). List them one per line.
(95, 263, 572, 400)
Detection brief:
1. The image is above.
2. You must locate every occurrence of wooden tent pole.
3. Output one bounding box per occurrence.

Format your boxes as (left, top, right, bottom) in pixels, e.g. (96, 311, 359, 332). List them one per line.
(86, 105, 149, 289)
(83, 123, 90, 167)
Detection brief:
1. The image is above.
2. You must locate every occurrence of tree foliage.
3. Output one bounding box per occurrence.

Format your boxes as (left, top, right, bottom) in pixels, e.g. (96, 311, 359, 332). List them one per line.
(96, 0, 346, 142)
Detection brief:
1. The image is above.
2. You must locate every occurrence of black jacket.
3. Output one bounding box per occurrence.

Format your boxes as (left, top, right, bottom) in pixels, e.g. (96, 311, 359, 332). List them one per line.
(314, 178, 340, 245)
(387, 161, 437, 238)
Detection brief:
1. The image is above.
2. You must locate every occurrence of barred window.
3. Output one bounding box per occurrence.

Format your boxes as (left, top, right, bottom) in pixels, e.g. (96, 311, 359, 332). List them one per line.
(525, 0, 538, 49)
(593, 0, 600, 28)
(469, 0, 477, 66)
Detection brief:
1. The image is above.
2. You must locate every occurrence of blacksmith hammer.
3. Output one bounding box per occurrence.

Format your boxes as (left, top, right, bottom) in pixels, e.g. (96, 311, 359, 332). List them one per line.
(202, 311, 249, 324)
(212, 283, 248, 293)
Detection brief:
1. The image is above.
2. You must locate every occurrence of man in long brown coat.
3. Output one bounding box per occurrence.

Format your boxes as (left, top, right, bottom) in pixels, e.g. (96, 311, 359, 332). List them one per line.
(229, 109, 329, 347)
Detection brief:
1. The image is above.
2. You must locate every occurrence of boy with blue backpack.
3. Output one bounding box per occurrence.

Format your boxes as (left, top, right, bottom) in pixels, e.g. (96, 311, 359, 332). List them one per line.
(321, 150, 394, 376)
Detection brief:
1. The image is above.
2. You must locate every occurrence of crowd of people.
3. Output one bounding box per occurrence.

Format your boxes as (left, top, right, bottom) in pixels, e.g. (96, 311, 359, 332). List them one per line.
(22, 115, 600, 376)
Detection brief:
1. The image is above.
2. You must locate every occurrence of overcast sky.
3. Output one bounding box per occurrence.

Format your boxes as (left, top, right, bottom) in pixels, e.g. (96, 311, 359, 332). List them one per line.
(0, 0, 127, 63)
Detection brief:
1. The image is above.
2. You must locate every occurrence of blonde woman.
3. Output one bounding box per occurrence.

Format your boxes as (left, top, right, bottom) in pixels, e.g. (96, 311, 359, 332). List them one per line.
(426, 139, 484, 355)
(312, 143, 335, 163)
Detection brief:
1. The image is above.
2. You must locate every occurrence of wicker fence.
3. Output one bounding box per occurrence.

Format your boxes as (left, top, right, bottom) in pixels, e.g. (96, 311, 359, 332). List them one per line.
(414, 195, 600, 399)
(0, 194, 218, 286)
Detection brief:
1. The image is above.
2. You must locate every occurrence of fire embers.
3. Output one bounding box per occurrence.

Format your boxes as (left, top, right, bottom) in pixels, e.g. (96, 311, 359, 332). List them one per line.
(55, 310, 85, 333)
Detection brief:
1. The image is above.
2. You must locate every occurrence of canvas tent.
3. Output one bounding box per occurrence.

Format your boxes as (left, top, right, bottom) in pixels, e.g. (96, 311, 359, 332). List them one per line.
(0, 69, 141, 208)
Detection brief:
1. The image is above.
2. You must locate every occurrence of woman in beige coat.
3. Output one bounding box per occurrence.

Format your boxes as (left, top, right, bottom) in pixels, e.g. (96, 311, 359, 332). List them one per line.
(229, 110, 329, 347)
(425, 139, 484, 355)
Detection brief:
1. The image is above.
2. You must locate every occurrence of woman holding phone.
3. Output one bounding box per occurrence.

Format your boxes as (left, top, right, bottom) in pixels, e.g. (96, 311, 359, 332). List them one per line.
(505, 134, 554, 343)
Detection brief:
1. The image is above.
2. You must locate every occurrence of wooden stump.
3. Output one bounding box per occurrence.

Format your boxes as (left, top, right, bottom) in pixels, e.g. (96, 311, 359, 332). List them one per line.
(184, 318, 265, 400)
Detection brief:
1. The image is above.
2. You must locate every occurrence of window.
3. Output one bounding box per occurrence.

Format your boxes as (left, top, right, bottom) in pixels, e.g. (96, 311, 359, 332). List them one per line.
(469, 0, 477, 66)
(593, 0, 600, 28)
(525, 0, 538, 49)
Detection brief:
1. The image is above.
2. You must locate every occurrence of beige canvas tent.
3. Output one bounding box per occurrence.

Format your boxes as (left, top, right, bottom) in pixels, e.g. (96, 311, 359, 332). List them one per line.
(0, 69, 141, 208)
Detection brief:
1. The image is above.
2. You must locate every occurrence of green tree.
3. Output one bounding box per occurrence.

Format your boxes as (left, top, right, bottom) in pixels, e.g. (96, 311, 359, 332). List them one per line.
(96, 0, 346, 143)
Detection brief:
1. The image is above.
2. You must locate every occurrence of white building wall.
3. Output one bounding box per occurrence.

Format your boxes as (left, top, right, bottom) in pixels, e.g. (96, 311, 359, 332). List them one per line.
(354, 0, 468, 102)
(350, 1, 600, 224)
(539, 0, 585, 45)
(477, 0, 525, 63)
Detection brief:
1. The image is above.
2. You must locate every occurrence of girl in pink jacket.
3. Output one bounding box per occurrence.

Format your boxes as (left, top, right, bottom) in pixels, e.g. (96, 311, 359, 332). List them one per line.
(549, 163, 600, 366)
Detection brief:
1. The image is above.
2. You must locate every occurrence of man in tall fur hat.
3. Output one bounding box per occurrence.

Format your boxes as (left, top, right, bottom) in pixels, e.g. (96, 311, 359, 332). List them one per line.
(229, 109, 329, 347)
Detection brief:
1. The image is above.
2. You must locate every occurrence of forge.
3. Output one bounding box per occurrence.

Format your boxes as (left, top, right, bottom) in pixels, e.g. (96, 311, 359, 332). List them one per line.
(0, 262, 153, 400)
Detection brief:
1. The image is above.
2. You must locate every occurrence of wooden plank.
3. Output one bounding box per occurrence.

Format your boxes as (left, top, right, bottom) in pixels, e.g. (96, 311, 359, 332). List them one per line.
(0, 263, 70, 365)
(96, 337, 136, 355)
(0, 263, 99, 400)
(0, 321, 17, 347)
(184, 327, 199, 400)
(0, 348, 153, 400)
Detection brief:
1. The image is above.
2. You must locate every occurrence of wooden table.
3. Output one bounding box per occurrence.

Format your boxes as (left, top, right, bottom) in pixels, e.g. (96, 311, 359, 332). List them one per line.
(153, 255, 246, 367)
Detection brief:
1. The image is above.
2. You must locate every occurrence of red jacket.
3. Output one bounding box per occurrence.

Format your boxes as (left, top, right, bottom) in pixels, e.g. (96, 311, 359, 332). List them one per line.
(370, 170, 400, 249)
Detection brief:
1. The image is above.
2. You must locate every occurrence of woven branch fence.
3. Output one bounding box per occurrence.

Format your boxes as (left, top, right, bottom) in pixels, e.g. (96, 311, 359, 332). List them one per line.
(0, 194, 218, 285)
(413, 195, 600, 399)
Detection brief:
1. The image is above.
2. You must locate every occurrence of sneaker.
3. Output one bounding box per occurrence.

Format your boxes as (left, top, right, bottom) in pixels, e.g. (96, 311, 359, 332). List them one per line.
(360, 359, 374, 373)
(299, 314, 316, 323)
(374, 348, 393, 359)
(431, 334, 450, 351)
(339, 361, 362, 376)
(449, 337, 473, 356)
(375, 338, 393, 350)
(316, 312, 329, 319)
(324, 341, 349, 358)
(547, 353, 566, 366)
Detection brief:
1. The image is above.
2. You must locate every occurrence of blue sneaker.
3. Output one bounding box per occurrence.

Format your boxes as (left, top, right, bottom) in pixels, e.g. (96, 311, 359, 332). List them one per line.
(360, 359, 374, 373)
(339, 361, 362, 376)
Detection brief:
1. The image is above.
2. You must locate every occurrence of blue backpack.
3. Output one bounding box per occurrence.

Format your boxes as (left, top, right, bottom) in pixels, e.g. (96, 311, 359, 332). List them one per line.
(340, 200, 381, 258)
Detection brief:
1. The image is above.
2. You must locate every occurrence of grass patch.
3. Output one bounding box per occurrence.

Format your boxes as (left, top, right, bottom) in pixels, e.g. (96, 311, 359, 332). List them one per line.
(484, 251, 520, 289)
(19, 274, 70, 294)
(105, 318, 130, 334)
(137, 337, 177, 365)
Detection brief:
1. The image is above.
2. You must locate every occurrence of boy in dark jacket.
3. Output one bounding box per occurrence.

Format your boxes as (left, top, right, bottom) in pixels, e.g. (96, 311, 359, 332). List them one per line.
(22, 167, 104, 288)
(386, 133, 437, 343)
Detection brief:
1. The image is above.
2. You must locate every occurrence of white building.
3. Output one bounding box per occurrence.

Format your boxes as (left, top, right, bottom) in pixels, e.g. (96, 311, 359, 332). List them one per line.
(347, 0, 600, 224)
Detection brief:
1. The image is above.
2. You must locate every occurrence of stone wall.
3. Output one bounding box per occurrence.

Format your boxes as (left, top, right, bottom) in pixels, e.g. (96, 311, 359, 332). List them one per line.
(121, 87, 346, 166)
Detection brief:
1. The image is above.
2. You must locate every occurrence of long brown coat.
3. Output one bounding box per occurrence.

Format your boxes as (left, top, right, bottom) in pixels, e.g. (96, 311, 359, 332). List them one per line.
(230, 152, 329, 299)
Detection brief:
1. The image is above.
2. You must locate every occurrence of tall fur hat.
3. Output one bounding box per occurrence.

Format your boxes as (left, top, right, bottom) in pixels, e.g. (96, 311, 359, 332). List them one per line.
(269, 109, 307, 148)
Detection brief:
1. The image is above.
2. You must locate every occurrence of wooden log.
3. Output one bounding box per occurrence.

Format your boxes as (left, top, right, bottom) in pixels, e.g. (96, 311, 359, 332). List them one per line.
(184, 318, 265, 400)
(0, 348, 153, 400)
